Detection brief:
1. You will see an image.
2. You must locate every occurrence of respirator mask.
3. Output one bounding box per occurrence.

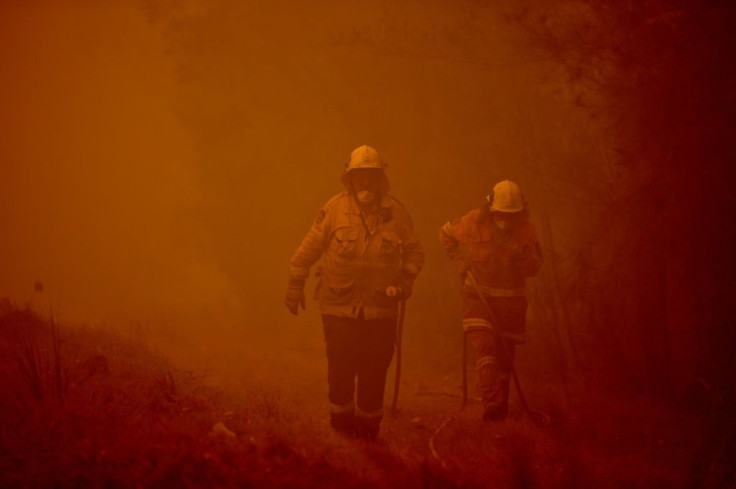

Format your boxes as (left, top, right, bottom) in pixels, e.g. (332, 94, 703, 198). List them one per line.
(356, 190, 377, 205)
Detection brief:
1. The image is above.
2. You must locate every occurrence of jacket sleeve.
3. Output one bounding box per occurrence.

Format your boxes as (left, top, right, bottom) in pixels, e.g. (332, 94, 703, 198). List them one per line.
(288, 206, 330, 286)
(396, 210, 425, 294)
(439, 219, 467, 276)
(520, 226, 543, 277)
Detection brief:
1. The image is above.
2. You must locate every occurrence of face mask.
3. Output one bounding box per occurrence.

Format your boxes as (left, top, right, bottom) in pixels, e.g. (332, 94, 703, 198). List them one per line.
(356, 190, 376, 205)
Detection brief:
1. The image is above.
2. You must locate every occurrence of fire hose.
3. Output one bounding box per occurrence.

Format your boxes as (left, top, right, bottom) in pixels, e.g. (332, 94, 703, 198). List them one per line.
(428, 273, 550, 469)
(465, 271, 551, 428)
(390, 298, 406, 414)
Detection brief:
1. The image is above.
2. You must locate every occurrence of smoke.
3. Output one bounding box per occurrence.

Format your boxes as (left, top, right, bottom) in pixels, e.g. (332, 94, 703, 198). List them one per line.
(0, 1, 239, 330)
(1, 0, 593, 370)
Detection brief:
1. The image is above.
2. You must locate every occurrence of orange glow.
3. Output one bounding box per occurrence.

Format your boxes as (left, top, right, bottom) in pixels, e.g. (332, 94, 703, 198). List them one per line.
(1, 1, 734, 486)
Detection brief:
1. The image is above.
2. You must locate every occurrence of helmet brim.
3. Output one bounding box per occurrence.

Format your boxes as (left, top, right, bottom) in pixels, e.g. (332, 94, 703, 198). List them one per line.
(341, 169, 390, 193)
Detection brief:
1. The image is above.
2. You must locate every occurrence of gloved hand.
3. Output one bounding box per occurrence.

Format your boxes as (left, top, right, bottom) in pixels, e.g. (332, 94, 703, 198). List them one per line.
(385, 286, 405, 300)
(386, 270, 414, 300)
(510, 243, 540, 276)
(285, 279, 306, 315)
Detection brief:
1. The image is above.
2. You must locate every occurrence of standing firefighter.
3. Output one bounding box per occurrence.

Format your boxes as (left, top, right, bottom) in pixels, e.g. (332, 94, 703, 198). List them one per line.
(285, 145, 424, 440)
(439, 180, 542, 421)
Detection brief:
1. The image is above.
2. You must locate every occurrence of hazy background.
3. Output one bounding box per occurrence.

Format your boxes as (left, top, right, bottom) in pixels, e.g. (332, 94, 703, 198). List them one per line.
(4, 0, 732, 403)
(1, 1, 567, 338)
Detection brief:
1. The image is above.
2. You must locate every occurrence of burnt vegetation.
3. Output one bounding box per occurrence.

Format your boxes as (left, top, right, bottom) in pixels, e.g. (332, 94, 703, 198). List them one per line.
(513, 0, 736, 409)
(0, 301, 727, 488)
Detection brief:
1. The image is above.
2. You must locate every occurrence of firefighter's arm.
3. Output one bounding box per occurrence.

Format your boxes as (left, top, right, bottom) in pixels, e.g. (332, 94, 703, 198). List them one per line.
(393, 212, 425, 299)
(521, 238, 543, 277)
(439, 220, 468, 279)
(512, 226, 543, 277)
(286, 208, 329, 315)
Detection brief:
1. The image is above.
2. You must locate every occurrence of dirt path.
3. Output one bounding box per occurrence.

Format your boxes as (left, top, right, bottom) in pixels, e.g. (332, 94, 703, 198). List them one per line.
(2, 307, 728, 489)
(158, 329, 731, 489)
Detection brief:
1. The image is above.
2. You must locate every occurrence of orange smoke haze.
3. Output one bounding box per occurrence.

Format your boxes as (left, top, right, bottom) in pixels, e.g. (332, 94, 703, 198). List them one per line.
(2, 2, 735, 485)
(0, 0, 625, 376)
(1, 1, 213, 326)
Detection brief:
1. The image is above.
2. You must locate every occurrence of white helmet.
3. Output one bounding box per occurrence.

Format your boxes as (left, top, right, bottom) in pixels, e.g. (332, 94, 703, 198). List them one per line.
(345, 145, 387, 171)
(340, 145, 390, 191)
(487, 180, 525, 213)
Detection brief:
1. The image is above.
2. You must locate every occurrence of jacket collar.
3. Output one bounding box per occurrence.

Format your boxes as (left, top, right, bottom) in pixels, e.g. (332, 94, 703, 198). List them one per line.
(347, 192, 394, 212)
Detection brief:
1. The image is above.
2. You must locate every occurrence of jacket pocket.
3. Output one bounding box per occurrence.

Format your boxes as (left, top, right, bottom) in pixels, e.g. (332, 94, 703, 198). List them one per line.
(377, 230, 401, 255)
(318, 274, 355, 305)
(330, 226, 360, 258)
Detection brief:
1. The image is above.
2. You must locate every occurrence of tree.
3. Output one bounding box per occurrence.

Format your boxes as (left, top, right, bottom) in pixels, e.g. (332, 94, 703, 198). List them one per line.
(513, 0, 736, 406)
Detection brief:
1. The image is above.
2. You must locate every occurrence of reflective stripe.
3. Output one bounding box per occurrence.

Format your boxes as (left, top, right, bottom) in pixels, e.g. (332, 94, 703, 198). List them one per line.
(330, 401, 354, 414)
(462, 317, 494, 332)
(477, 355, 496, 369)
(289, 265, 311, 279)
(465, 281, 526, 297)
(441, 221, 456, 239)
(355, 406, 383, 419)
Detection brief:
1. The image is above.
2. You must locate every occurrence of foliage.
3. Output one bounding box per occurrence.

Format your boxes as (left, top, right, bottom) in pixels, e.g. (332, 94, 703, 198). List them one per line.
(507, 0, 736, 405)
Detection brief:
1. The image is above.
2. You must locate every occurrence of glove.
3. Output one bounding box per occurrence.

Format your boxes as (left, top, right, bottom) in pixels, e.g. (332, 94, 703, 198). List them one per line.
(510, 244, 541, 276)
(385, 286, 405, 300)
(285, 279, 306, 315)
(386, 270, 414, 300)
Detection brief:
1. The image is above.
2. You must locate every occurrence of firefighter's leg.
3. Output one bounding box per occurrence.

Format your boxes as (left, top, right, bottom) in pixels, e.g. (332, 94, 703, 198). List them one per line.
(323, 315, 358, 436)
(354, 316, 396, 440)
(488, 296, 523, 418)
(498, 338, 516, 414)
(469, 329, 507, 420)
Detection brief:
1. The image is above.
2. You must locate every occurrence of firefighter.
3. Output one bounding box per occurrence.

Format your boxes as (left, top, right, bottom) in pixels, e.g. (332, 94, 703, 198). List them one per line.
(439, 180, 542, 421)
(285, 145, 424, 440)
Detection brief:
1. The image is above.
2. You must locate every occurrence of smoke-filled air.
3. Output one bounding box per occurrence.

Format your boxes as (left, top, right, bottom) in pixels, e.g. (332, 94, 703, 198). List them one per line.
(1, 1, 734, 487)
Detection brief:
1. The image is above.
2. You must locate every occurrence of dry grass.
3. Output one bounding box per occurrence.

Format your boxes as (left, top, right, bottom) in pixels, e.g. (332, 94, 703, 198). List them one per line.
(0, 300, 732, 488)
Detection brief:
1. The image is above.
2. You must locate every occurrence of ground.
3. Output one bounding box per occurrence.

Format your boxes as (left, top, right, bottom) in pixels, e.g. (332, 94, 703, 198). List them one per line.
(0, 304, 733, 488)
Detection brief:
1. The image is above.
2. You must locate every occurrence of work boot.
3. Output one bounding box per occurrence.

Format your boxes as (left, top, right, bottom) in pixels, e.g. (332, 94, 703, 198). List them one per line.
(330, 412, 355, 437)
(354, 416, 381, 441)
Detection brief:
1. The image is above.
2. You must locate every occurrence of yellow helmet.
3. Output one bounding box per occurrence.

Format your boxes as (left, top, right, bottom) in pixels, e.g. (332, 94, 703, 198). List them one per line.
(345, 145, 387, 171)
(340, 145, 390, 191)
(488, 180, 525, 213)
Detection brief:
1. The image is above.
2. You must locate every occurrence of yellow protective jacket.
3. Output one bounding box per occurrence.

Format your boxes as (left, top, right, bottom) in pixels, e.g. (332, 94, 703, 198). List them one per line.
(289, 191, 424, 319)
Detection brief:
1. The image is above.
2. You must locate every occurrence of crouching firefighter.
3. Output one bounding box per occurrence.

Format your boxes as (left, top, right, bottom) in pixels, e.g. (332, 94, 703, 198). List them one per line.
(285, 145, 424, 440)
(439, 180, 542, 421)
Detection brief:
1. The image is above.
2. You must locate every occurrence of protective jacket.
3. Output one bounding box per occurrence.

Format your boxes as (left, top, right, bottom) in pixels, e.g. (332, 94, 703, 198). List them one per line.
(439, 207, 542, 340)
(289, 191, 424, 319)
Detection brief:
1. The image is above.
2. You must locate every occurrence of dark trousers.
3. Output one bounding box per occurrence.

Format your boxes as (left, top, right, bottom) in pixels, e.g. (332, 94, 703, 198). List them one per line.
(469, 330, 516, 413)
(322, 313, 396, 438)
